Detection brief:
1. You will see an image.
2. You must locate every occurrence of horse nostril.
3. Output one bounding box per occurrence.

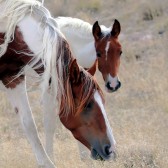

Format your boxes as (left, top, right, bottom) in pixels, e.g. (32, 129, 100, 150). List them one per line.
(106, 80, 121, 92)
(104, 145, 112, 156)
(116, 80, 121, 89)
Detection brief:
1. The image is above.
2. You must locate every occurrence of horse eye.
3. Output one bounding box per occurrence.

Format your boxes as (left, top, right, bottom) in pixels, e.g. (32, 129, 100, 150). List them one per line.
(96, 51, 101, 57)
(120, 51, 122, 56)
(85, 101, 93, 110)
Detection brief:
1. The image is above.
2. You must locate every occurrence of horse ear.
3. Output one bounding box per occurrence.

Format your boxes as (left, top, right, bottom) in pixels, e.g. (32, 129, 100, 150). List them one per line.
(92, 21, 102, 41)
(111, 19, 121, 38)
(69, 59, 80, 84)
(87, 59, 97, 76)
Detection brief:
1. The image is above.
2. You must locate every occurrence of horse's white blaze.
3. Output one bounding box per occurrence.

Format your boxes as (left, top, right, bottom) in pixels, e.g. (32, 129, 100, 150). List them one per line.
(107, 74, 118, 88)
(105, 41, 110, 61)
(94, 91, 116, 151)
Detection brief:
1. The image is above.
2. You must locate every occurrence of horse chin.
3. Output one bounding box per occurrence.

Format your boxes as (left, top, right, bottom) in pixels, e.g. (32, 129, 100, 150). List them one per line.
(105, 86, 116, 93)
(91, 148, 112, 161)
(91, 148, 105, 161)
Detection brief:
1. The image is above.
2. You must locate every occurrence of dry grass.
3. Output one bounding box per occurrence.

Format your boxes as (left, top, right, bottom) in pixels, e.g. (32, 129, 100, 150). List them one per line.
(0, 0, 168, 168)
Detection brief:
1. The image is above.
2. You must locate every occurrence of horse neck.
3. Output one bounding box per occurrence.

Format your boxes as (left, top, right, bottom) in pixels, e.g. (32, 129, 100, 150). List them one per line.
(57, 18, 97, 69)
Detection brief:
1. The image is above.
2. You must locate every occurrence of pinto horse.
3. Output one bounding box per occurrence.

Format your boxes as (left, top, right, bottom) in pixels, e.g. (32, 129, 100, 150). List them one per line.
(56, 17, 122, 93)
(0, 0, 116, 167)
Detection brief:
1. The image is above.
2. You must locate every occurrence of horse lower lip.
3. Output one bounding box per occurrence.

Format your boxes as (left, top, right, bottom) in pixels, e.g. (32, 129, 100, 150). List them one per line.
(91, 148, 104, 161)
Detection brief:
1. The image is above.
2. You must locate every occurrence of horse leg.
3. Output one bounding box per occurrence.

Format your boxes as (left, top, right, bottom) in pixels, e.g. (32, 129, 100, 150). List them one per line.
(42, 90, 57, 161)
(6, 79, 56, 168)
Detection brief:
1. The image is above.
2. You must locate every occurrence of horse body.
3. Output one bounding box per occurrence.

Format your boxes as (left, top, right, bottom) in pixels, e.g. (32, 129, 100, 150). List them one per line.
(0, 0, 116, 167)
(56, 17, 122, 92)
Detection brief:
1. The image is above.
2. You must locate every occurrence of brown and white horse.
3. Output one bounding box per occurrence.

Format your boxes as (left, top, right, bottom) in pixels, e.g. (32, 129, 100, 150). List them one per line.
(0, 0, 116, 167)
(56, 17, 122, 93)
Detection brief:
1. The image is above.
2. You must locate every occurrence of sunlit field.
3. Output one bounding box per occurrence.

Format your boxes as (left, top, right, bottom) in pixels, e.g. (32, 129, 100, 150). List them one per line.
(0, 0, 168, 167)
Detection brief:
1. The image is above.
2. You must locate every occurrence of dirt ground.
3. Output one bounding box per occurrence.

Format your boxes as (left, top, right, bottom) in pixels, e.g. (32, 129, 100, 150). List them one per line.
(0, 0, 168, 168)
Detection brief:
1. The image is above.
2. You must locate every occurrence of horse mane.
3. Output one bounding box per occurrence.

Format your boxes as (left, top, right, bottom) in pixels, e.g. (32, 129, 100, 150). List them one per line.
(56, 17, 93, 40)
(75, 74, 104, 115)
(61, 64, 104, 117)
(56, 17, 112, 41)
(0, 0, 65, 114)
(55, 36, 104, 117)
(0, 0, 41, 57)
(0, 0, 103, 116)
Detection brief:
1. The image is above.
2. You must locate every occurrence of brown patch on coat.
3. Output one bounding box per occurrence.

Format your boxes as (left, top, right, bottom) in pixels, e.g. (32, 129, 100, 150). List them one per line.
(0, 27, 44, 88)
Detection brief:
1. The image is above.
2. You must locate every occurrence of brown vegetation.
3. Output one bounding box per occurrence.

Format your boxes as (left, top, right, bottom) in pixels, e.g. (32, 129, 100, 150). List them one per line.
(0, 0, 168, 167)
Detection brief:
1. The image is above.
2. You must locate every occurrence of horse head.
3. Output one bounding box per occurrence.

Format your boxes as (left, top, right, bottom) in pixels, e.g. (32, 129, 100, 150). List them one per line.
(59, 59, 116, 160)
(92, 19, 122, 93)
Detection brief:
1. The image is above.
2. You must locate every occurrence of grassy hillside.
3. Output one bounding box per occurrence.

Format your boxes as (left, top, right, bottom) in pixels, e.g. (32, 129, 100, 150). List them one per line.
(0, 0, 168, 168)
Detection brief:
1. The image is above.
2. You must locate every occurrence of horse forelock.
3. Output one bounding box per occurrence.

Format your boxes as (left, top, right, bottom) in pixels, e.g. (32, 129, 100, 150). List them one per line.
(101, 29, 112, 40)
(60, 65, 104, 117)
(54, 37, 95, 117)
(77, 73, 104, 114)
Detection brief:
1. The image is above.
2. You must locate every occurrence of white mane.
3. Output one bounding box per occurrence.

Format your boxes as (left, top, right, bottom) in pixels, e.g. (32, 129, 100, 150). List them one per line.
(56, 17, 112, 40)
(0, 0, 67, 114)
(55, 17, 112, 68)
(0, 0, 41, 56)
(56, 17, 93, 40)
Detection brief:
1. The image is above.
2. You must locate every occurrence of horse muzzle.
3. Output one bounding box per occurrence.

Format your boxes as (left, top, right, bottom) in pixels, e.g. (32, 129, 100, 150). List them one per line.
(106, 80, 121, 93)
(91, 145, 116, 161)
